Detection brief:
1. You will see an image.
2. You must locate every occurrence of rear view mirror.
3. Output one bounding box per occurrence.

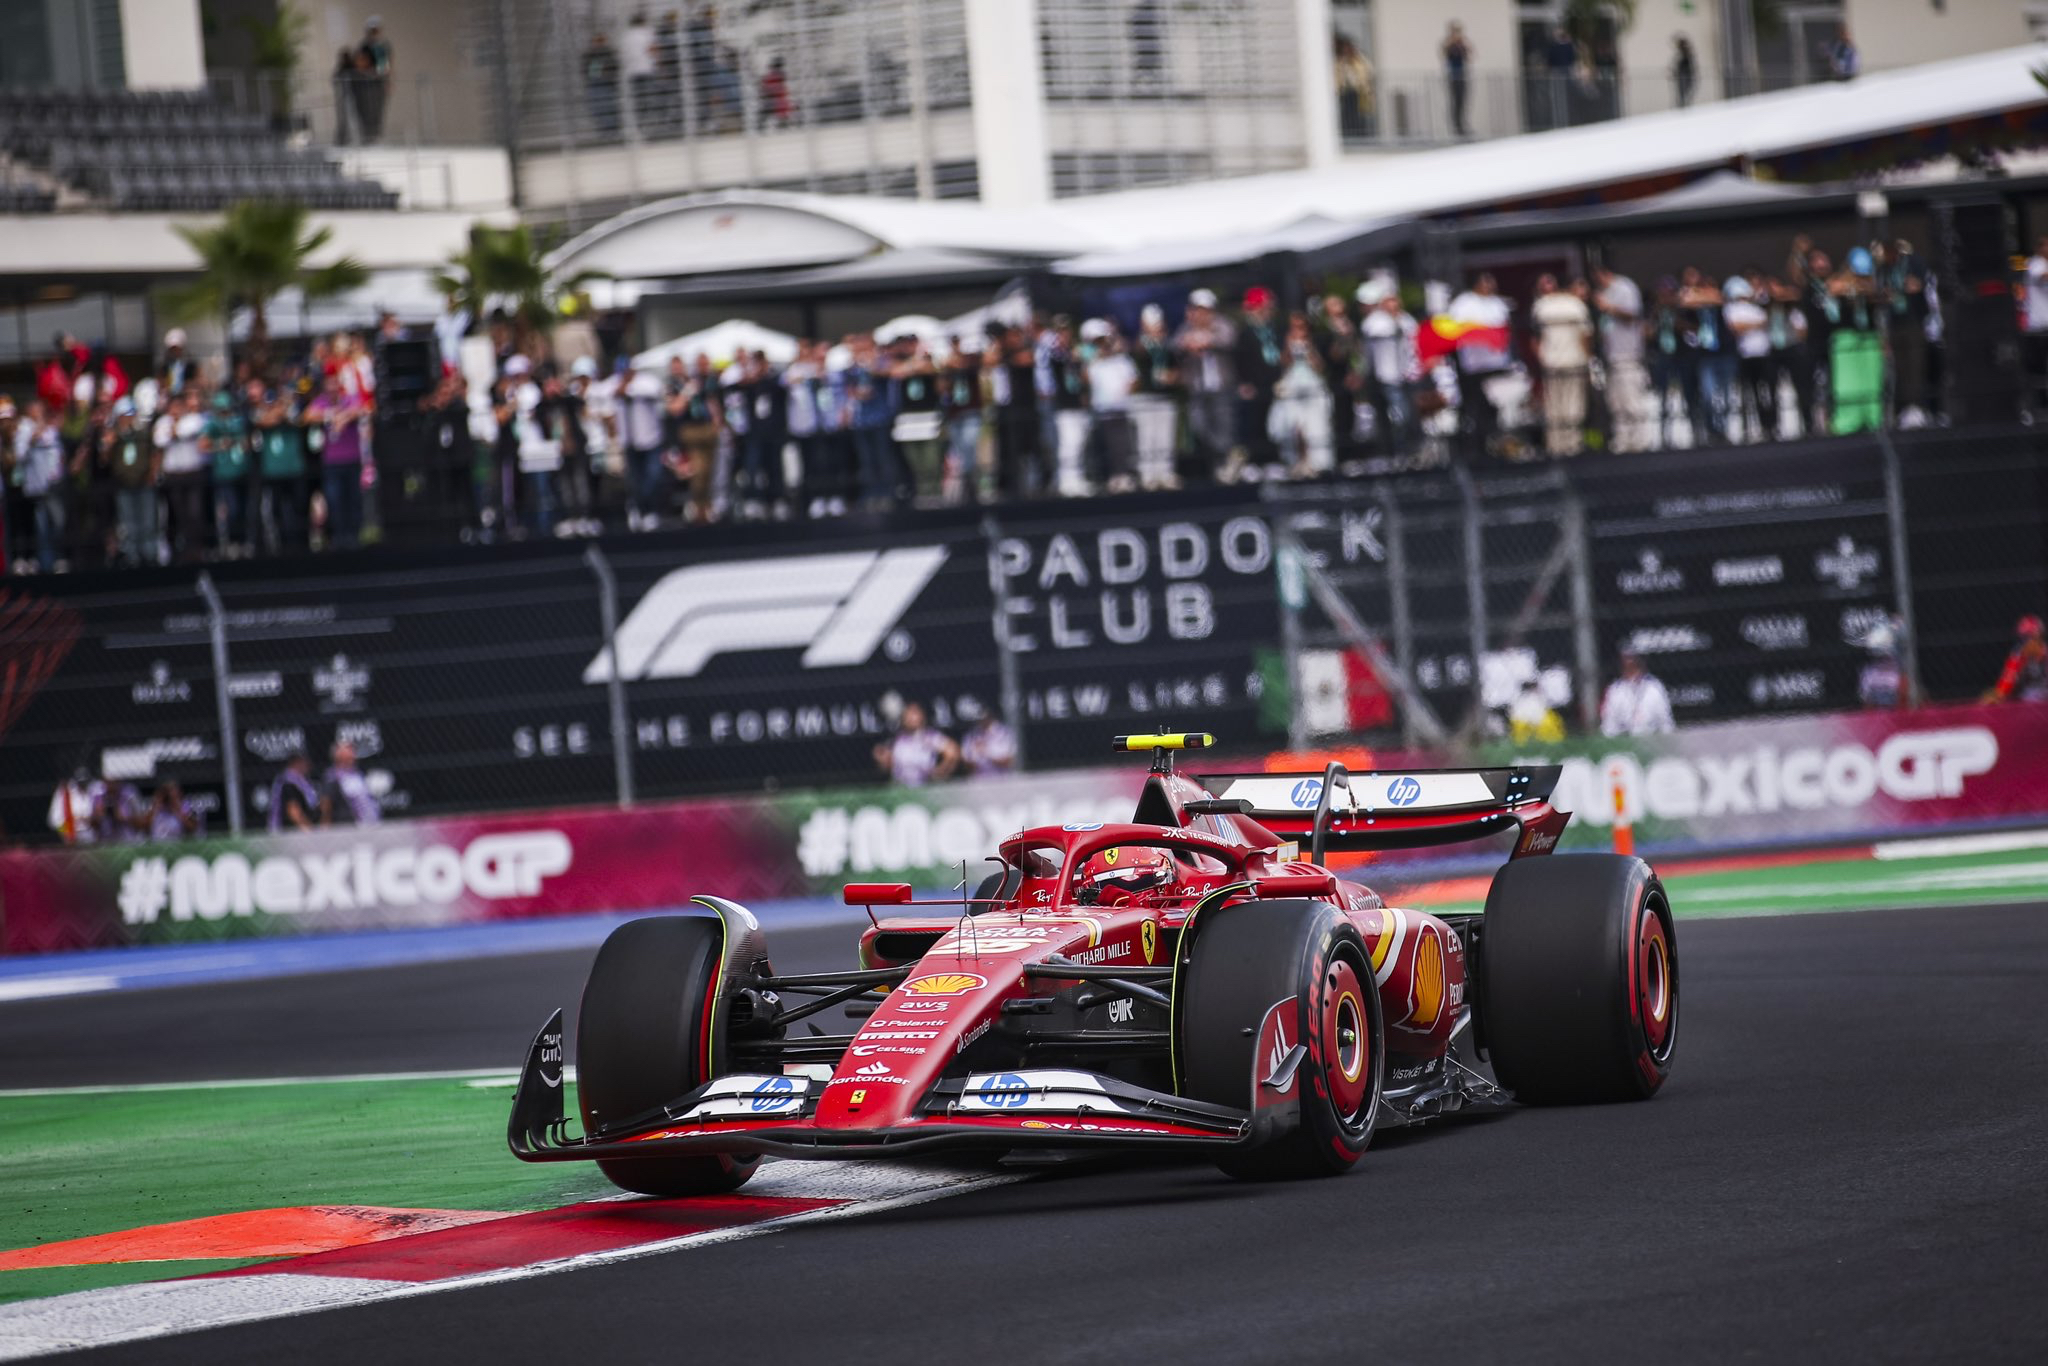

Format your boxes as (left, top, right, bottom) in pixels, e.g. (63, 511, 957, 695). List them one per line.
(842, 882, 913, 906)
(1255, 871, 1336, 899)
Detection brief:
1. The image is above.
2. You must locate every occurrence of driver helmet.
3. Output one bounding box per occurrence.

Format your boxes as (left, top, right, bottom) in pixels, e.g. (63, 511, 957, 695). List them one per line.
(1078, 846, 1177, 903)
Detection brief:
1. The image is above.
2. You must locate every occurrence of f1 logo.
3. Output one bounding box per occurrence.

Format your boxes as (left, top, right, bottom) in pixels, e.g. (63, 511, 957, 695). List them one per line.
(585, 547, 949, 682)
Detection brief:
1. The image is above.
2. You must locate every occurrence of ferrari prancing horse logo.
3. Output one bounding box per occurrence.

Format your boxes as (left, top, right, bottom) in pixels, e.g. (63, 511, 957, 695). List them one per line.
(1140, 919, 1157, 964)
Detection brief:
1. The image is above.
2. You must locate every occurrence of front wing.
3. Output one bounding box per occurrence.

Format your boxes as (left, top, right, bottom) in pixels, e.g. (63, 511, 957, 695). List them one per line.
(507, 1011, 1255, 1163)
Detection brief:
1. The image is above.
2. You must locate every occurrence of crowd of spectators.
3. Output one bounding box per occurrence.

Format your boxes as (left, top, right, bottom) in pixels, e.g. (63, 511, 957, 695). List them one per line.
(1, 325, 382, 574)
(0, 224, 2014, 575)
(45, 740, 379, 847)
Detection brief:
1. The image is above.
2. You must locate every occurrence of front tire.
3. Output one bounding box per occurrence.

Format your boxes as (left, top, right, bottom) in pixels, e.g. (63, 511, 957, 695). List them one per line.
(1177, 900, 1384, 1179)
(1480, 854, 1678, 1105)
(578, 915, 759, 1196)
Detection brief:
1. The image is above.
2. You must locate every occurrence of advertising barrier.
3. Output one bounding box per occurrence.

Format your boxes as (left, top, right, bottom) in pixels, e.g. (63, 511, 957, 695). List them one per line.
(1478, 701, 2048, 851)
(0, 769, 1142, 955)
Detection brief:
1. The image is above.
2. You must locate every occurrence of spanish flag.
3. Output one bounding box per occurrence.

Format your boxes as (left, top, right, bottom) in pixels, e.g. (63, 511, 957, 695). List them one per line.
(1416, 315, 1511, 368)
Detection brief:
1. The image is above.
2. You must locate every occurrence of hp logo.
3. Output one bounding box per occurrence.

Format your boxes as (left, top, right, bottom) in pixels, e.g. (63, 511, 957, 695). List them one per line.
(979, 1074, 1030, 1109)
(1386, 776, 1423, 807)
(1289, 779, 1324, 809)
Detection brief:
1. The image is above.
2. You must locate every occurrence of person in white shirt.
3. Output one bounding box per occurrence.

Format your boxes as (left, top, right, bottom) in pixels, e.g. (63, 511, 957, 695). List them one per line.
(1267, 311, 1333, 476)
(152, 392, 210, 562)
(623, 12, 658, 131)
(1594, 267, 1650, 452)
(2024, 237, 2048, 412)
(1358, 281, 1418, 456)
(1531, 274, 1593, 456)
(1721, 273, 1773, 443)
(1448, 273, 1512, 462)
(873, 702, 959, 787)
(1082, 318, 1139, 492)
(1600, 650, 1676, 736)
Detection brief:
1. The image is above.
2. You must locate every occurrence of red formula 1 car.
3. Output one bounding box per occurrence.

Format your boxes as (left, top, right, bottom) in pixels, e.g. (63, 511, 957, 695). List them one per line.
(508, 733, 1678, 1189)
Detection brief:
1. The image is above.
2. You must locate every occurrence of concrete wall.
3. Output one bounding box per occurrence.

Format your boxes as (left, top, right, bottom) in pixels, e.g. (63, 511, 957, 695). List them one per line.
(0, 209, 480, 277)
(1846, 0, 2036, 72)
(967, 0, 1051, 209)
(119, 0, 206, 89)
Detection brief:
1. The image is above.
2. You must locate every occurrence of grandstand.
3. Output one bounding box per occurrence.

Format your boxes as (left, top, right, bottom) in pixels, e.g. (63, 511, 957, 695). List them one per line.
(0, 88, 398, 213)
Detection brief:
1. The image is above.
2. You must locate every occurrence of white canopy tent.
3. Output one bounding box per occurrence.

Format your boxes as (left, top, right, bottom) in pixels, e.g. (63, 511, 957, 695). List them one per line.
(631, 318, 800, 369)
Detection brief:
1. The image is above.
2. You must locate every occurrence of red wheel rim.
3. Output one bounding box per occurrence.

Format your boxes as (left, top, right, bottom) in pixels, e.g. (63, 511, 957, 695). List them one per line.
(1323, 958, 1371, 1120)
(1638, 908, 1673, 1056)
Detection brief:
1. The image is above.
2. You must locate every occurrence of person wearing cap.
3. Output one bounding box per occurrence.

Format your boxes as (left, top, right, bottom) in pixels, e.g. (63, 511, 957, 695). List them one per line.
(512, 363, 567, 537)
(613, 356, 666, 530)
(1721, 271, 1772, 443)
(1600, 648, 1674, 737)
(1129, 304, 1180, 490)
(1823, 247, 1884, 435)
(1987, 616, 2048, 705)
(1172, 289, 1238, 481)
(1234, 286, 1284, 475)
(1353, 283, 1412, 456)
(1082, 318, 1138, 494)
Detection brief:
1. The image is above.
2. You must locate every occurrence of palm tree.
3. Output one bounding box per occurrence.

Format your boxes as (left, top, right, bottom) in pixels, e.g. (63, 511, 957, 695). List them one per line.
(432, 223, 607, 356)
(163, 199, 369, 372)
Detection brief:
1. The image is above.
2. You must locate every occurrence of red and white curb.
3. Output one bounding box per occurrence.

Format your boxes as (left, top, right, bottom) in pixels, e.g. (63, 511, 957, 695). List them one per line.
(0, 1163, 1017, 1361)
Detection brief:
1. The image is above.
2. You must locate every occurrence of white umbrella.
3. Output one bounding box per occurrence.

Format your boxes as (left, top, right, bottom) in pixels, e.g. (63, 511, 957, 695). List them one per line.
(876, 313, 949, 354)
(633, 318, 799, 369)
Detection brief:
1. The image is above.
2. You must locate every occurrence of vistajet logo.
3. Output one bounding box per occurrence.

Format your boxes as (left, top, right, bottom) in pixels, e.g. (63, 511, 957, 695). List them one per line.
(117, 831, 572, 924)
(586, 547, 948, 683)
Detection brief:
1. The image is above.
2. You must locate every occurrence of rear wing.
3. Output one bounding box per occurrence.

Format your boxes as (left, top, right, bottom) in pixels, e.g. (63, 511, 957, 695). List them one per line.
(1199, 763, 1567, 863)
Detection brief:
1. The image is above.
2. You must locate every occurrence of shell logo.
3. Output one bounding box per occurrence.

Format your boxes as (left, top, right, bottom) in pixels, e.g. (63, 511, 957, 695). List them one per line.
(1410, 929, 1445, 1028)
(901, 972, 987, 997)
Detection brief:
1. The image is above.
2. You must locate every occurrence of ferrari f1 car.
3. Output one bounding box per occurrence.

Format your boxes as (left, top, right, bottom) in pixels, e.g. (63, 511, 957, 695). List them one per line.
(508, 733, 1677, 1188)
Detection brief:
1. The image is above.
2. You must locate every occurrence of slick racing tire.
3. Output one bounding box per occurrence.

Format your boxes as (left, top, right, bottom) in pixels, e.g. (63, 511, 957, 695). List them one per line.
(1177, 899, 1384, 1180)
(1480, 854, 1677, 1105)
(578, 915, 759, 1196)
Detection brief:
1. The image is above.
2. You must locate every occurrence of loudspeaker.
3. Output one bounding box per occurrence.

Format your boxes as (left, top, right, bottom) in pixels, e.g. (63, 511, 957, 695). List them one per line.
(375, 338, 437, 409)
(1934, 197, 2023, 426)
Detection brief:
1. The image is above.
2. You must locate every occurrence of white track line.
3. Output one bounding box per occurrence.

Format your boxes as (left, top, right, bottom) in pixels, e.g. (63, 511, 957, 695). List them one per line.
(1871, 828, 2048, 861)
(0, 976, 119, 1004)
(0, 1164, 1019, 1361)
(0, 1067, 571, 1100)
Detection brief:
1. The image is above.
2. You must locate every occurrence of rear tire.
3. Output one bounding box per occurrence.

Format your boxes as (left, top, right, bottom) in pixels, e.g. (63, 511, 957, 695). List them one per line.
(577, 915, 759, 1196)
(1481, 855, 1678, 1105)
(1178, 900, 1383, 1180)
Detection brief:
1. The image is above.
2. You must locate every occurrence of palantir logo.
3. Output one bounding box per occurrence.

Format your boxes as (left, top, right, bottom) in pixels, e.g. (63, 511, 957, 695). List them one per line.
(585, 547, 949, 683)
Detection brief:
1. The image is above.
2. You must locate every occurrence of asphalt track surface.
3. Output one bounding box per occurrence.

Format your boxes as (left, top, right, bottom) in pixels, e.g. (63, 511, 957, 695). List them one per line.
(10, 903, 2048, 1365)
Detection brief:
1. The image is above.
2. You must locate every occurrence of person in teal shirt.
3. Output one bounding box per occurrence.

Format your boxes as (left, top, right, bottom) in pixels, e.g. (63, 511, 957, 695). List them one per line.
(203, 389, 251, 557)
(253, 380, 308, 552)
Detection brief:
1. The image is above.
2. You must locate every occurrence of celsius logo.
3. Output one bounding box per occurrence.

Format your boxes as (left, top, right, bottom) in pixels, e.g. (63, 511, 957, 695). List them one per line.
(585, 547, 948, 682)
(1386, 776, 1422, 806)
(1289, 778, 1324, 808)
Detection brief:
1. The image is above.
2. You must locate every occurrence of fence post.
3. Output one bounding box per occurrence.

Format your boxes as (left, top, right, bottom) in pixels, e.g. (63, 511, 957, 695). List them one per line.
(1877, 430, 1923, 703)
(1454, 465, 1489, 733)
(1275, 523, 1310, 753)
(1379, 484, 1418, 746)
(585, 546, 636, 808)
(981, 513, 1028, 771)
(1563, 488, 1601, 733)
(195, 572, 243, 836)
